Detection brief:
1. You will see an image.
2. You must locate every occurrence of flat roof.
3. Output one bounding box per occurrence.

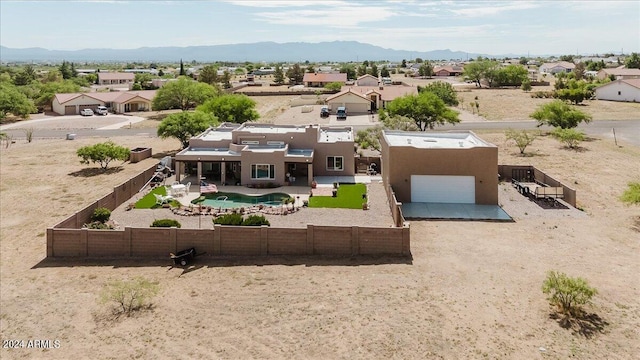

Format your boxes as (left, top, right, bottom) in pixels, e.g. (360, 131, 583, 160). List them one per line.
(177, 148, 240, 157)
(383, 130, 494, 149)
(237, 123, 307, 134)
(198, 128, 234, 141)
(318, 128, 353, 143)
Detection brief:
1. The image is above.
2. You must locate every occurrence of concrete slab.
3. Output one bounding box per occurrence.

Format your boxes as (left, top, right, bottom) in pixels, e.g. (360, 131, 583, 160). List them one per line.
(402, 202, 512, 221)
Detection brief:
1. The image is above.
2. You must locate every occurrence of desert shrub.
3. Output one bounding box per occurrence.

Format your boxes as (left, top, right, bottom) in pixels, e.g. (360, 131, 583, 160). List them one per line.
(551, 128, 585, 149)
(100, 277, 160, 316)
(542, 270, 597, 316)
(620, 182, 640, 204)
(242, 214, 270, 226)
(24, 127, 34, 143)
(505, 129, 538, 154)
(151, 219, 182, 228)
(83, 221, 113, 230)
(213, 213, 243, 226)
(91, 207, 111, 223)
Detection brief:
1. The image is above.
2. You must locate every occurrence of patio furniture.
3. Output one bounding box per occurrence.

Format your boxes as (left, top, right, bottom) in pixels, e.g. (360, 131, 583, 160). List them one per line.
(200, 183, 218, 194)
(170, 183, 187, 197)
(154, 193, 174, 205)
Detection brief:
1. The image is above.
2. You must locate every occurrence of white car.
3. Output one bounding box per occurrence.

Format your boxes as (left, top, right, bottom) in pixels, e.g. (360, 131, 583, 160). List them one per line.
(95, 106, 108, 115)
(80, 108, 94, 116)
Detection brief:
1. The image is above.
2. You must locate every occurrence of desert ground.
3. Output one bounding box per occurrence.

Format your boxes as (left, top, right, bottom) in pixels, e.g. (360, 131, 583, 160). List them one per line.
(1, 91, 639, 359)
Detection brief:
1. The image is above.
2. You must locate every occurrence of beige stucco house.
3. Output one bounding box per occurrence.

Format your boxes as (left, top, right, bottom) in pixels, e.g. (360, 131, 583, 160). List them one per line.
(380, 130, 498, 205)
(355, 74, 379, 86)
(325, 89, 373, 114)
(52, 90, 156, 115)
(174, 123, 356, 187)
(339, 84, 418, 111)
(539, 61, 575, 74)
(303, 73, 347, 87)
(597, 68, 640, 80)
(97, 72, 135, 86)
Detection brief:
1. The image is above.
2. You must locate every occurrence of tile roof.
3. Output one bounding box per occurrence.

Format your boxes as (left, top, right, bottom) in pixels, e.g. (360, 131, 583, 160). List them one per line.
(303, 73, 347, 83)
(599, 68, 640, 76)
(339, 85, 418, 102)
(326, 88, 373, 102)
(54, 90, 157, 104)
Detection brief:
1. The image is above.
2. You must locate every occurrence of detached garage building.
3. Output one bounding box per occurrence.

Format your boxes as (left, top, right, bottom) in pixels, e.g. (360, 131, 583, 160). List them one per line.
(594, 79, 640, 102)
(380, 130, 498, 205)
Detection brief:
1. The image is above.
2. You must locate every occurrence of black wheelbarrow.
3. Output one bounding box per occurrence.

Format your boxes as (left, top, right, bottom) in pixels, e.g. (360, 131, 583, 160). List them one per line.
(170, 247, 197, 267)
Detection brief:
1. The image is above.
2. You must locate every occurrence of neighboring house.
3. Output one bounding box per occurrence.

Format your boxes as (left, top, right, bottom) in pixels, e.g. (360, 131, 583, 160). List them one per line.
(174, 123, 355, 187)
(303, 73, 348, 87)
(539, 61, 575, 74)
(97, 72, 135, 85)
(355, 74, 379, 86)
(380, 130, 498, 205)
(326, 89, 373, 114)
(340, 84, 418, 111)
(597, 68, 640, 80)
(52, 90, 156, 115)
(432, 65, 464, 77)
(595, 79, 640, 102)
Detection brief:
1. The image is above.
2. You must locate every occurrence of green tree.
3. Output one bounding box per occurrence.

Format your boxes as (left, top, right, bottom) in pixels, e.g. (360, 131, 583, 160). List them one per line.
(157, 111, 218, 148)
(418, 62, 433, 78)
(505, 129, 538, 154)
(76, 141, 130, 170)
(463, 60, 495, 87)
(220, 70, 232, 89)
(152, 77, 219, 111)
(286, 63, 304, 85)
(356, 64, 367, 77)
(197, 94, 259, 124)
(13, 65, 37, 86)
(0, 82, 36, 120)
(573, 62, 586, 80)
(340, 65, 356, 80)
(542, 270, 597, 316)
(495, 64, 528, 87)
(530, 100, 592, 128)
(401, 59, 407, 68)
(385, 92, 460, 131)
(521, 78, 532, 92)
(35, 79, 81, 108)
(624, 52, 640, 68)
(273, 64, 285, 85)
(324, 82, 343, 91)
(380, 66, 390, 78)
(356, 116, 419, 151)
(419, 81, 458, 106)
(134, 73, 153, 84)
(100, 277, 160, 316)
(551, 128, 585, 149)
(59, 60, 74, 80)
(369, 63, 379, 77)
(306, 65, 315, 73)
(179, 59, 185, 76)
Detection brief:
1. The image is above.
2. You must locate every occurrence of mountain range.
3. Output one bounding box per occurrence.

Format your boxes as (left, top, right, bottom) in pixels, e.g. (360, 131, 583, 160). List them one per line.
(0, 41, 501, 63)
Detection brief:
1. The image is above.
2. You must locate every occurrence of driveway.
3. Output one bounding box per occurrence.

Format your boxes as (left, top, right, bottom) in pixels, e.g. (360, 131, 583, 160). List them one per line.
(0, 113, 146, 131)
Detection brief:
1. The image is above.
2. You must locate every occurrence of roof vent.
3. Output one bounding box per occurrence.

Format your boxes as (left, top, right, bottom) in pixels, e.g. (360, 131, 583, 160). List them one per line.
(407, 138, 412, 144)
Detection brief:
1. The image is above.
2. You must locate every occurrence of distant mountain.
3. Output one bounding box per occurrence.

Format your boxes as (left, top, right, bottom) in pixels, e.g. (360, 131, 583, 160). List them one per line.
(0, 41, 496, 63)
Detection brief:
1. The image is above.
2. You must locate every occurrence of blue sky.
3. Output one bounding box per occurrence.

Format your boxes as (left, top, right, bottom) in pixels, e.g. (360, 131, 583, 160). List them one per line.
(1, 0, 638, 56)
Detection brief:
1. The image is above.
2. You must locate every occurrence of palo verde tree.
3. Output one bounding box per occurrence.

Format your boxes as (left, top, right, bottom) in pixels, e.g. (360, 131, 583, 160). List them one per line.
(76, 141, 130, 170)
(530, 100, 592, 128)
(157, 111, 218, 148)
(505, 128, 538, 155)
(152, 76, 219, 111)
(196, 94, 259, 124)
(385, 92, 460, 131)
(418, 81, 459, 106)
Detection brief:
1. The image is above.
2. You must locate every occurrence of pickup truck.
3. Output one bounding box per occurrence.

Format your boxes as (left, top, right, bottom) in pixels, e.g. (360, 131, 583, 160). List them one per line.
(336, 106, 347, 119)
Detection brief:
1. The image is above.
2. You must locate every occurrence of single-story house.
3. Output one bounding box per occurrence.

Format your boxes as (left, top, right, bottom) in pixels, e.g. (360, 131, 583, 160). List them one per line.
(432, 66, 464, 77)
(97, 72, 135, 86)
(52, 90, 156, 115)
(303, 73, 348, 87)
(174, 123, 355, 187)
(597, 68, 640, 80)
(539, 61, 575, 74)
(355, 74, 379, 86)
(325, 89, 373, 114)
(595, 79, 640, 102)
(380, 130, 498, 205)
(340, 85, 418, 111)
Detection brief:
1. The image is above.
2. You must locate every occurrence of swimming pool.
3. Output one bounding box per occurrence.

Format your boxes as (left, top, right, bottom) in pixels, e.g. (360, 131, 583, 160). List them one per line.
(192, 192, 293, 209)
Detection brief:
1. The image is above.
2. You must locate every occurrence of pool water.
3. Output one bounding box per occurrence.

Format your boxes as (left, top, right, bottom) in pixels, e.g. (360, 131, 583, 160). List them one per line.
(193, 192, 292, 209)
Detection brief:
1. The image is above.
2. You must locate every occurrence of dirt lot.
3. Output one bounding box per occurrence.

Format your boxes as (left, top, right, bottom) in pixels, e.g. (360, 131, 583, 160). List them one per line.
(1, 125, 639, 358)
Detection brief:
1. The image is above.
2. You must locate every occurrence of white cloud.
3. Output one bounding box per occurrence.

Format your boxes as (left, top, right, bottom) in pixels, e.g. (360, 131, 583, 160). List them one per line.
(450, 1, 540, 17)
(255, 4, 396, 27)
(224, 0, 348, 8)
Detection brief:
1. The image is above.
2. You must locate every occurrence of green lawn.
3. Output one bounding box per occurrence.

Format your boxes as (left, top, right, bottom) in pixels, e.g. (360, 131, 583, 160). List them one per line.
(308, 183, 367, 209)
(135, 186, 175, 209)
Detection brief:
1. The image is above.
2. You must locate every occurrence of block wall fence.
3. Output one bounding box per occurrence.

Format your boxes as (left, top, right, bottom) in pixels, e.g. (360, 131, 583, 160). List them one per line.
(48, 163, 410, 259)
(498, 165, 577, 207)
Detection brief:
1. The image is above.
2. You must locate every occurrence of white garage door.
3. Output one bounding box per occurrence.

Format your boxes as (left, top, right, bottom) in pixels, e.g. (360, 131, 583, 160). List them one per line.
(411, 175, 475, 203)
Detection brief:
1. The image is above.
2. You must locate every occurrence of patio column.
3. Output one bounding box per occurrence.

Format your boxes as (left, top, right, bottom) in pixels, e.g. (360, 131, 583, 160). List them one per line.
(221, 161, 226, 185)
(174, 160, 181, 182)
(197, 159, 202, 184)
(307, 163, 313, 186)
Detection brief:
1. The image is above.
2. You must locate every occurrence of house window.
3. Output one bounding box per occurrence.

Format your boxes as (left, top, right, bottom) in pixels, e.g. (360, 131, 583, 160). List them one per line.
(241, 140, 260, 145)
(251, 164, 275, 179)
(327, 156, 344, 171)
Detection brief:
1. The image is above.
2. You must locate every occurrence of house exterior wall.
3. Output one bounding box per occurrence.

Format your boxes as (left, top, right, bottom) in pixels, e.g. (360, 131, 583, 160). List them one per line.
(356, 76, 378, 86)
(380, 138, 498, 205)
(327, 93, 371, 114)
(52, 95, 105, 115)
(313, 141, 355, 177)
(595, 82, 640, 102)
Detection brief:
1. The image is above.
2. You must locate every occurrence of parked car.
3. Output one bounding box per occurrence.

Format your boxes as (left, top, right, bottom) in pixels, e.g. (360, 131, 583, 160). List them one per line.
(95, 106, 108, 115)
(320, 106, 329, 118)
(80, 108, 94, 116)
(336, 106, 347, 119)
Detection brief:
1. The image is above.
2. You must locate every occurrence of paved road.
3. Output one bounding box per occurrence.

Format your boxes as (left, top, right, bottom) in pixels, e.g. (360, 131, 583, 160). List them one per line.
(2, 117, 639, 147)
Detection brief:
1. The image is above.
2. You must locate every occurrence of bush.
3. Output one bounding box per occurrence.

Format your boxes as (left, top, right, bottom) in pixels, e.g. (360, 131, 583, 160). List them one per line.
(213, 213, 244, 226)
(100, 277, 160, 316)
(551, 128, 585, 149)
(242, 214, 270, 226)
(151, 219, 182, 228)
(620, 182, 640, 204)
(91, 207, 111, 223)
(83, 221, 113, 230)
(77, 141, 130, 170)
(505, 129, 537, 154)
(542, 271, 597, 316)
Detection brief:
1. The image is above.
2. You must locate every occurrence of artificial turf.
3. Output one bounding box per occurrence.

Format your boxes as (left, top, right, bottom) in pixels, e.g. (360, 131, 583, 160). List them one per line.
(308, 183, 367, 209)
(135, 186, 170, 209)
